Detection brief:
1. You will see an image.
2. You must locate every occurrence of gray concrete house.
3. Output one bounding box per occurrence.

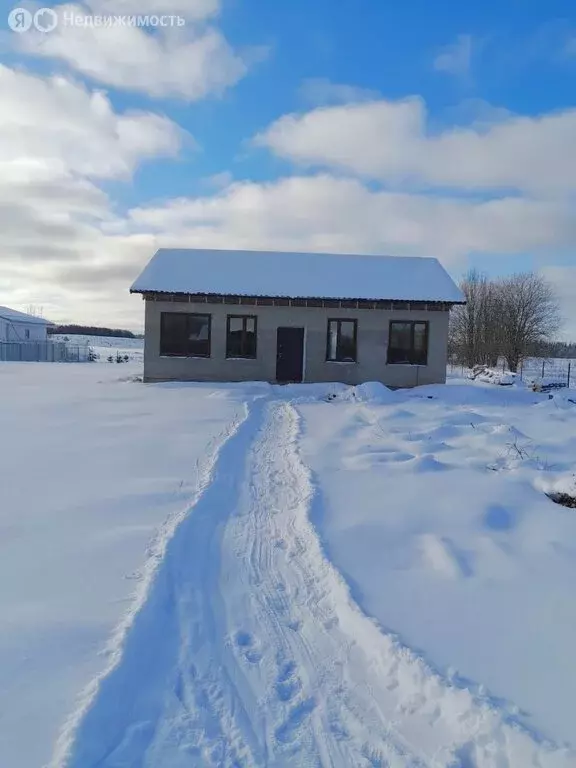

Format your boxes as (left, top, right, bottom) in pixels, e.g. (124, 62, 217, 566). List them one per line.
(131, 248, 464, 387)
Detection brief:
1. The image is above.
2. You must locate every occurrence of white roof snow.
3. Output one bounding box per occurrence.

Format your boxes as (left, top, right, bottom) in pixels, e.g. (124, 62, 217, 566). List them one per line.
(0, 306, 52, 325)
(131, 248, 465, 303)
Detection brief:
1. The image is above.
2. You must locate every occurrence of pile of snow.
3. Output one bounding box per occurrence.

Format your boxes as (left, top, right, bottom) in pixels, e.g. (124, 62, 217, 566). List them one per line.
(521, 357, 574, 389)
(528, 376, 569, 392)
(333, 381, 397, 404)
(535, 472, 576, 502)
(469, 365, 517, 386)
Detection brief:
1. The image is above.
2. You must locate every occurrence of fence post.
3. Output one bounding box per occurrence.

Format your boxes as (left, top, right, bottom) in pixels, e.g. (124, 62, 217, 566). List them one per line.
(568, 362, 572, 388)
(520, 360, 523, 380)
(541, 360, 545, 379)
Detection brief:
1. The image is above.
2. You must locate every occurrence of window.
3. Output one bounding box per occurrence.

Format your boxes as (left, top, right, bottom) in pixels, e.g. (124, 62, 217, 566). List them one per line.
(226, 315, 257, 358)
(326, 319, 358, 362)
(387, 321, 428, 365)
(160, 312, 211, 357)
(25, 329, 30, 340)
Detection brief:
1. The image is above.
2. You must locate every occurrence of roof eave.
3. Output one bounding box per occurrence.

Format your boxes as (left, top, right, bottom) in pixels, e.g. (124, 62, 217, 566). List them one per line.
(131, 288, 466, 305)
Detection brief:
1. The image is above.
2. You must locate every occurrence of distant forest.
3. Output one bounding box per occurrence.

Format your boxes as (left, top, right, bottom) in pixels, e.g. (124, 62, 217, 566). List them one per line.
(48, 325, 141, 338)
(531, 340, 576, 359)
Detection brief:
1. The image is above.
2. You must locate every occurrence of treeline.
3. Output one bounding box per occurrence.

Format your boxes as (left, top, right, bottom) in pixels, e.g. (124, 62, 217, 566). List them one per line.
(530, 340, 576, 359)
(449, 271, 563, 371)
(48, 325, 138, 338)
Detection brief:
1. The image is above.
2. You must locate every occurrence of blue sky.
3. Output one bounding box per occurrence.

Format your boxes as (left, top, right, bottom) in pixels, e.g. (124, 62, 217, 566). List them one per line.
(1, 0, 575, 334)
(134, 0, 576, 198)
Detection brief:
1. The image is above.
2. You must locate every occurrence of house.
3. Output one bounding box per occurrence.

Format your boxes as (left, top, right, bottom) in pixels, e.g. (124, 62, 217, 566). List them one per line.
(130, 248, 465, 387)
(0, 306, 52, 343)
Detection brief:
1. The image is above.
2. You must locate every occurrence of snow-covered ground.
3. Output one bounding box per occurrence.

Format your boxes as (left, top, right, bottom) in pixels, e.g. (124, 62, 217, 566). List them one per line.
(50, 334, 144, 363)
(522, 357, 574, 387)
(0, 362, 246, 768)
(1, 363, 575, 767)
(449, 358, 574, 389)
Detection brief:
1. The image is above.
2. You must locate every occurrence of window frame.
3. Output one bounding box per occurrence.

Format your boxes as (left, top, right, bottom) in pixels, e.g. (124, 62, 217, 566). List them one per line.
(326, 318, 358, 363)
(226, 314, 258, 359)
(387, 320, 429, 366)
(159, 312, 212, 358)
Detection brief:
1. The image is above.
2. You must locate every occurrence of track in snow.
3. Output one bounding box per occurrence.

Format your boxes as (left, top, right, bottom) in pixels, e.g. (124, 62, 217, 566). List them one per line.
(54, 396, 573, 768)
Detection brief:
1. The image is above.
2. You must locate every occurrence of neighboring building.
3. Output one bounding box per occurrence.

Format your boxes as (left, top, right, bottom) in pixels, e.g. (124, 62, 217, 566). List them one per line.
(130, 248, 465, 387)
(0, 306, 52, 343)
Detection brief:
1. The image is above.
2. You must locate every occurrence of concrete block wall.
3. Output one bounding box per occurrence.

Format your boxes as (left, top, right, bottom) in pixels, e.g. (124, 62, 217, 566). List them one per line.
(143, 298, 449, 387)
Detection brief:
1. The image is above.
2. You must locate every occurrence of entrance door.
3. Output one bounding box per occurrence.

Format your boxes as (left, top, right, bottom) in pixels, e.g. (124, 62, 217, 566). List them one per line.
(276, 327, 305, 383)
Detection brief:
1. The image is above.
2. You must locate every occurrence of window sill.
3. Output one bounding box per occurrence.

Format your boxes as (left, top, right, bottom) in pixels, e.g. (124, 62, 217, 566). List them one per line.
(386, 362, 428, 367)
(225, 356, 258, 361)
(159, 354, 211, 359)
(326, 359, 358, 364)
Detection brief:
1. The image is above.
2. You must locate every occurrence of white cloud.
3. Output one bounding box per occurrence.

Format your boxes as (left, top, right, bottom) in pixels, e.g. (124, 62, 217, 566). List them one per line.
(434, 34, 474, 77)
(256, 98, 576, 193)
(540, 266, 576, 340)
(203, 171, 234, 189)
(126, 175, 576, 261)
(0, 65, 186, 326)
(16, 1, 255, 100)
(299, 78, 380, 105)
(439, 98, 513, 130)
(0, 65, 184, 180)
(4, 169, 576, 331)
(1, 63, 575, 337)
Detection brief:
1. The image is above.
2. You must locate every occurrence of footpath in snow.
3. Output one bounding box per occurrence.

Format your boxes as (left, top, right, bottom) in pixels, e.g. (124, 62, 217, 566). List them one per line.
(54, 389, 575, 768)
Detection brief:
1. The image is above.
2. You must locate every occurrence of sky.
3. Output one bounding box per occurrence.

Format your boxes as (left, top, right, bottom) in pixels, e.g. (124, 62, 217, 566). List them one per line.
(0, 0, 575, 336)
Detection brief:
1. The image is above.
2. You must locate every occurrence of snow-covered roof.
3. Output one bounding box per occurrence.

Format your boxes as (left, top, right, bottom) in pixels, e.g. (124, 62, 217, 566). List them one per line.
(131, 249, 465, 303)
(0, 306, 53, 325)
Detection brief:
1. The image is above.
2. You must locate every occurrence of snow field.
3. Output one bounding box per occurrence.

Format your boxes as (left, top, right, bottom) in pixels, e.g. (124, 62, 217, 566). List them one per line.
(299, 380, 576, 749)
(1, 365, 575, 767)
(58, 386, 575, 767)
(0, 363, 246, 768)
(50, 334, 144, 363)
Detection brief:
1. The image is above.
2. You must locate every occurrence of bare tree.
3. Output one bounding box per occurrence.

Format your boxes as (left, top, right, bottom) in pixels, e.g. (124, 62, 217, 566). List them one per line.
(450, 270, 501, 367)
(497, 273, 561, 372)
(481, 281, 502, 366)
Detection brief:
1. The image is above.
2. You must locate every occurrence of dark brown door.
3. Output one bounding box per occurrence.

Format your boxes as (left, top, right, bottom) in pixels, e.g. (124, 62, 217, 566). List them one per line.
(276, 327, 305, 383)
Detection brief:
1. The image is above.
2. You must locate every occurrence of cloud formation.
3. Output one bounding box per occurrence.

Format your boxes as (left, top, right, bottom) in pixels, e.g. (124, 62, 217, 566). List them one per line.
(299, 78, 380, 106)
(434, 34, 474, 78)
(16, 0, 255, 100)
(127, 175, 576, 261)
(0, 65, 185, 326)
(1, 58, 575, 337)
(256, 98, 576, 193)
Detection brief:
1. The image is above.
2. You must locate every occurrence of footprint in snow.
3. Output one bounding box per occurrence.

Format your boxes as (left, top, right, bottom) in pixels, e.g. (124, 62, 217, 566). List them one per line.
(275, 660, 301, 702)
(234, 631, 262, 664)
(274, 697, 316, 744)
